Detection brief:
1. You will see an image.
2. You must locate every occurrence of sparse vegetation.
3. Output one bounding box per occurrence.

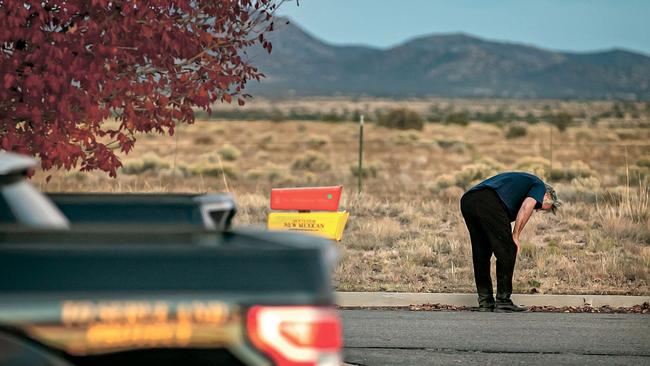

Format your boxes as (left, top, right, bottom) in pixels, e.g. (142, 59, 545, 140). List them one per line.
(377, 108, 424, 131)
(548, 112, 573, 132)
(291, 151, 331, 172)
(217, 144, 241, 161)
(350, 161, 385, 179)
(506, 124, 528, 139)
(37, 98, 650, 295)
(445, 111, 470, 126)
(307, 135, 330, 149)
(245, 163, 292, 184)
(393, 131, 421, 145)
(189, 162, 238, 180)
(549, 161, 595, 181)
(194, 135, 215, 145)
(515, 156, 550, 179)
(436, 139, 469, 153)
(121, 152, 169, 175)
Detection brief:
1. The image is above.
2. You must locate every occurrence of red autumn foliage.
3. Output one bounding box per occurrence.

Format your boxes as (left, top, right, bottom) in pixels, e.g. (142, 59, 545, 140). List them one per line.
(1, 0, 280, 176)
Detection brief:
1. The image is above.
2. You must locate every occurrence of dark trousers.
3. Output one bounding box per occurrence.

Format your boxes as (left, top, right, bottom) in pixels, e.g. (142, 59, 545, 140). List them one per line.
(460, 189, 517, 301)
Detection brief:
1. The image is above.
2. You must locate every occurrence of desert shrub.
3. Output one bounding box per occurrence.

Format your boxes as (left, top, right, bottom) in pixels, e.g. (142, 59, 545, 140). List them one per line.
(257, 133, 274, 147)
(549, 161, 595, 181)
(557, 177, 602, 203)
(321, 109, 344, 122)
(436, 139, 469, 153)
(601, 186, 626, 204)
(350, 110, 362, 123)
(572, 176, 601, 190)
(245, 163, 291, 183)
(188, 162, 238, 179)
(426, 105, 443, 122)
(515, 156, 550, 179)
(121, 152, 169, 175)
(475, 110, 506, 123)
(616, 129, 637, 140)
(194, 135, 214, 145)
(596, 132, 620, 143)
(444, 111, 470, 126)
(574, 128, 594, 142)
(425, 113, 441, 123)
(291, 151, 331, 172)
(454, 167, 489, 189)
(159, 166, 189, 178)
(64, 171, 87, 181)
(269, 108, 285, 122)
(505, 124, 528, 139)
(196, 108, 287, 121)
(350, 161, 385, 178)
(217, 144, 241, 161)
(617, 165, 650, 186)
(393, 130, 421, 145)
(524, 112, 539, 124)
(548, 112, 573, 132)
(636, 155, 650, 168)
(482, 157, 505, 168)
(428, 174, 455, 193)
(306, 135, 330, 149)
(439, 186, 465, 202)
(377, 108, 424, 131)
(287, 108, 321, 121)
(453, 161, 503, 189)
(428, 159, 502, 192)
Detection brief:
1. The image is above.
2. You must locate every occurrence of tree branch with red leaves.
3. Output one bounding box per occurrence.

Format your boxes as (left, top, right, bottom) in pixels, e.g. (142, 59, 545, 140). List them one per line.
(1, 0, 284, 177)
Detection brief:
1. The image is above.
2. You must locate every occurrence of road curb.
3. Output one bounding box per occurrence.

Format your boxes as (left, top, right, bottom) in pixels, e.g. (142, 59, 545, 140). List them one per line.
(335, 292, 650, 308)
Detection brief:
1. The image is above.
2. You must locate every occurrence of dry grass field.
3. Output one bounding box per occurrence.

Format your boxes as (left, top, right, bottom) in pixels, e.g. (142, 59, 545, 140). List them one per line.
(35, 98, 650, 295)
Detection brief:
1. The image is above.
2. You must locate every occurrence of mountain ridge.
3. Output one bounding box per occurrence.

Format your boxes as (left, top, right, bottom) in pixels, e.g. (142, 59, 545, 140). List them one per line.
(246, 18, 650, 99)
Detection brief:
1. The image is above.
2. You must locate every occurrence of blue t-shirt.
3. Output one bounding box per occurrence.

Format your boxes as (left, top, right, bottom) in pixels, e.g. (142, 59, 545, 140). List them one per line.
(467, 172, 546, 221)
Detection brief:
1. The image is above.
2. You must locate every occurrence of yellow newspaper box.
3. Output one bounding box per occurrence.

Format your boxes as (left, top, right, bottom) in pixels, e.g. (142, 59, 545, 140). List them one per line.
(267, 211, 349, 241)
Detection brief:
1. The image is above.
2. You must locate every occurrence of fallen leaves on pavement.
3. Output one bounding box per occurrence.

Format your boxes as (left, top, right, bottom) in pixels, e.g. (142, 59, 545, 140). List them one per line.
(338, 302, 649, 314)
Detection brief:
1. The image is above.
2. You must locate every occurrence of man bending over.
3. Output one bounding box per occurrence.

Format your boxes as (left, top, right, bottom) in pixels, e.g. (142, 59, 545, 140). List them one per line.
(460, 172, 560, 312)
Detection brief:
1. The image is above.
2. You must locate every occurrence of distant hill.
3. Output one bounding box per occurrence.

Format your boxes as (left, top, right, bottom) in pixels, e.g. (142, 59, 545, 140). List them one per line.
(245, 18, 650, 99)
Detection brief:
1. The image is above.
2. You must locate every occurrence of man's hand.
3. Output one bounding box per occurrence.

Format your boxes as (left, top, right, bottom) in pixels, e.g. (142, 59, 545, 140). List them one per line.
(512, 235, 521, 255)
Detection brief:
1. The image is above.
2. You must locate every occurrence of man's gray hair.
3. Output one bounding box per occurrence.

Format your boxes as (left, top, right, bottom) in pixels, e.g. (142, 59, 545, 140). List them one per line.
(544, 183, 561, 214)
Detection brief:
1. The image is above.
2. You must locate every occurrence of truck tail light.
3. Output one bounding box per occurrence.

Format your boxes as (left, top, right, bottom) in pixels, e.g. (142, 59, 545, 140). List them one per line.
(246, 306, 342, 366)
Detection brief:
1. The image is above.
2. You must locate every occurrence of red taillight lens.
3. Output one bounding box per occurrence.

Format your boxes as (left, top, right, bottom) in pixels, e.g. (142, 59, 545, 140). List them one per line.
(247, 306, 343, 366)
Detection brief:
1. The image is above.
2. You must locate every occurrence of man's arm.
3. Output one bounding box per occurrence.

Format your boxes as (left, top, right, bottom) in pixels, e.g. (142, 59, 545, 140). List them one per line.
(512, 197, 537, 254)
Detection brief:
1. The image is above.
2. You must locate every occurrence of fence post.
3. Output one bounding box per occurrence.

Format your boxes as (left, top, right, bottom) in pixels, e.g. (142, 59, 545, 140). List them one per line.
(549, 125, 553, 181)
(358, 114, 364, 194)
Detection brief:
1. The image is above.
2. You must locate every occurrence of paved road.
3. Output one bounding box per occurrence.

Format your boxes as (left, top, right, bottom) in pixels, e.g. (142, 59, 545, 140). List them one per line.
(341, 310, 650, 366)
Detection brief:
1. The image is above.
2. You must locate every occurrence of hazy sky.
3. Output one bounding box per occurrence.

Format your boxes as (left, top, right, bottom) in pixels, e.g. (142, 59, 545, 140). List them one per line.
(277, 0, 650, 54)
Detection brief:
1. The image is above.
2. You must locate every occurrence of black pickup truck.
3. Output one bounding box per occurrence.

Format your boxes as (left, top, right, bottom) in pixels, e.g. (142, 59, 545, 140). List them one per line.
(0, 152, 342, 366)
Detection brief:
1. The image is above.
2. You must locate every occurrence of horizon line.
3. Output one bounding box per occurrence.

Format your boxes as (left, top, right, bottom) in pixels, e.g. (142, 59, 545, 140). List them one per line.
(275, 16, 650, 57)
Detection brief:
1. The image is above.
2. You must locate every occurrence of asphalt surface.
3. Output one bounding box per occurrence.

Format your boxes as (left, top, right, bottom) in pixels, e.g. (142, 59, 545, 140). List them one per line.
(341, 310, 650, 366)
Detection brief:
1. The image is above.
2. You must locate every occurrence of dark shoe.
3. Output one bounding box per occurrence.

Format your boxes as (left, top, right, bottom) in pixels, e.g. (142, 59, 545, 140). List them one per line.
(478, 304, 495, 312)
(477, 294, 495, 312)
(495, 299, 527, 312)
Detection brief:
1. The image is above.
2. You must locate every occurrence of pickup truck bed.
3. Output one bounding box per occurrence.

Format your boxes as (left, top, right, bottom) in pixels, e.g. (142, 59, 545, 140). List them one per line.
(0, 227, 339, 366)
(0, 227, 332, 300)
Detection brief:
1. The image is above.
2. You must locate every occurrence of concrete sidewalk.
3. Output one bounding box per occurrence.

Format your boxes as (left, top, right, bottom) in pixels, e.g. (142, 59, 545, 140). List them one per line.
(336, 292, 650, 308)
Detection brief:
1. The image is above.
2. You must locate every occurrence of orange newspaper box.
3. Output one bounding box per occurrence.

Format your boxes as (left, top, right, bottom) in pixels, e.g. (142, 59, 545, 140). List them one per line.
(270, 186, 343, 211)
(267, 186, 348, 241)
